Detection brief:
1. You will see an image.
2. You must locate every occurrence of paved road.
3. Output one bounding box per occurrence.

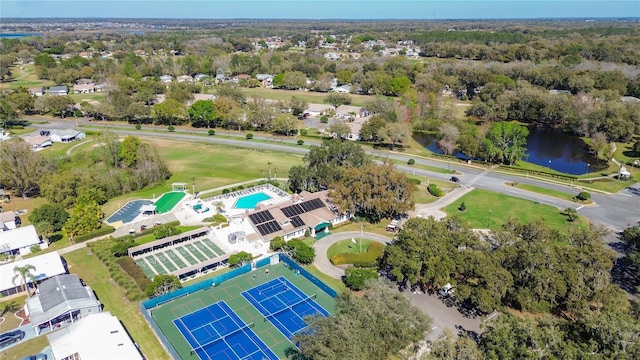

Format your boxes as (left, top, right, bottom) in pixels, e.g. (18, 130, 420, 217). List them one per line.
(312, 231, 393, 279)
(30, 119, 640, 231)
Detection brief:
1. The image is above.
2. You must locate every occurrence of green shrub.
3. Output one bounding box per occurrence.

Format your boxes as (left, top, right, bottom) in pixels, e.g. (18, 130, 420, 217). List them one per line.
(320, 115, 329, 123)
(344, 267, 378, 291)
(270, 236, 285, 251)
(427, 184, 444, 197)
(407, 158, 415, 165)
(228, 251, 253, 267)
(577, 191, 591, 201)
(299, 129, 308, 136)
(153, 224, 181, 239)
(73, 225, 116, 242)
(167, 125, 175, 132)
(208, 129, 216, 136)
(408, 178, 421, 185)
(117, 257, 151, 291)
(30, 245, 41, 254)
(285, 239, 316, 264)
(330, 242, 385, 267)
(458, 202, 466, 212)
(135, 124, 141, 130)
(297, 139, 304, 145)
(246, 133, 254, 140)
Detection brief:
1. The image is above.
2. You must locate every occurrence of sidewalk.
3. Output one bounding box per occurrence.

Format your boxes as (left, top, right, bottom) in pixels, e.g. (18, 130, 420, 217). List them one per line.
(411, 186, 475, 220)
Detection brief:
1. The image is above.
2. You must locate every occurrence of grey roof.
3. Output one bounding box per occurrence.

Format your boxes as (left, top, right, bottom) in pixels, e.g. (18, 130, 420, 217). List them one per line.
(50, 85, 68, 92)
(28, 274, 101, 326)
(40, 274, 92, 312)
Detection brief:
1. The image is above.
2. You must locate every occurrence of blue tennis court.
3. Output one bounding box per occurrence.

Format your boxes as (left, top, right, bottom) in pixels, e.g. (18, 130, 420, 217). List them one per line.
(106, 199, 153, 224)
(242, 276, 330, 340)
(173, 301, 278, 360)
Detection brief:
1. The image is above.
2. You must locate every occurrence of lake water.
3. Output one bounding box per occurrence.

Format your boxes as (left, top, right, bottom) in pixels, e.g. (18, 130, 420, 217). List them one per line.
(0, 33, 43, 38)
(413, 127, 605, 175)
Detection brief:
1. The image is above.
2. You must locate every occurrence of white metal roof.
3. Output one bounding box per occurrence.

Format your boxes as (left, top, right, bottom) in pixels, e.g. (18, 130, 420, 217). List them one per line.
(0, 251, 66, 292)
(0, 225, 40, 253)
(48, 311, 143, 360)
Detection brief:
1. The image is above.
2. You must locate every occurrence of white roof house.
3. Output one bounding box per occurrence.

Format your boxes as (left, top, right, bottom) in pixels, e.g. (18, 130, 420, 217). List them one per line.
(0, 224, 40, 255)
(50, 129, 86, 143)
(0, 211, 17, 230)
(0, 251, 66, 296)
(48, 311, 142, 360)
(24, 135, 53, 150)
(159, 75, 173, 83)
(304, 103, 333, 117)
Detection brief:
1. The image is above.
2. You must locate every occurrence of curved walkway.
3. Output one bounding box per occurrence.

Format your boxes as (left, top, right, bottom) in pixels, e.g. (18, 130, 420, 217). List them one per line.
(312, 231, 393, 279)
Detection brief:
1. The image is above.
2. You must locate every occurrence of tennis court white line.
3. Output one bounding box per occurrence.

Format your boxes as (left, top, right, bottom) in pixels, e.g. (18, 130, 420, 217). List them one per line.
(220, 301, 277, 360)
(276, 277, 330, 317)
(173, 317, 213, 360)
(243, 289, 292, 340)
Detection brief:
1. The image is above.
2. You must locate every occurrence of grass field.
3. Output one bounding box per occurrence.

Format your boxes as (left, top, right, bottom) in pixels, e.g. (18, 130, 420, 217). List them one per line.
(442, 189, 573, 232)
(511, 183, 593, 204)
(149, 262, 335, 359)
(64, 248, 171, 360)
(0, 63, 53, 90)
(326, 239, 377, 259)
(101, 139, 304, 216)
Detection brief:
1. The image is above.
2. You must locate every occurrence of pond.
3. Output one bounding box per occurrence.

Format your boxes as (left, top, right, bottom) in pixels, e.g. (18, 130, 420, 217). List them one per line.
(413, 127, 606, 175)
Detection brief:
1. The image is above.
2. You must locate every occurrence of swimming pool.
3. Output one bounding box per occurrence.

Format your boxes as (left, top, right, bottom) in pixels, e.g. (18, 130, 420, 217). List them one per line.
(233, 192, 272, 209)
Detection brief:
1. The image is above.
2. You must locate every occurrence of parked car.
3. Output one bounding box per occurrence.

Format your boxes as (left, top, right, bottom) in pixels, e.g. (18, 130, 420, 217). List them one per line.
(21, 355, 47, 360)
(438, 283, 454, 298)
(0, 330, 25, 349)
(450, 176, 460, 183)
(140, 224, 148, 231)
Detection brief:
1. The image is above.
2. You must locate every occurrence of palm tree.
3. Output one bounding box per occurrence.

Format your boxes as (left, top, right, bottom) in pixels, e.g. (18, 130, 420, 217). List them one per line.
(12, 264, 37, 297)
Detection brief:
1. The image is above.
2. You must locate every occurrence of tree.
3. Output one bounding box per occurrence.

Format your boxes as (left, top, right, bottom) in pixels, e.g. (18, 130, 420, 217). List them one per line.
(44, 95, 75, 117)
(12, 264, 37, 297)
(329, 162, 414, 222)
(62, 194, 103, 242)
(290, 280, 432, 360)
(216, 83, 246, 104)
(289, 96, 308, 117)
(438, 123, 460, 155)
(336, 69, 353, 85)
(0, 99, 17, 129)
(270, 236, 286, 251)
(282, 71, 307, 90)
(145, 274, 181, 298)
(270, 113, 298, 136)
(29, 203, 69, 232)
(189, 99, 216, 128)
(0, 140, 54, 198)
(119, 135, 141, 168)
(375, 122, 411, 149)
(285, 239, 315, 264)
(166, 82, 194, 104)
(152, 99, 188, 125)
(482, 121, 529, 165)
(324, 93, 352, 108)
(328, 122, 351, 139)
(228, 251, 253, 267)
(564, 207, 578, 222)
(344, 267, 378, 290)
(388, 76, 412, 96)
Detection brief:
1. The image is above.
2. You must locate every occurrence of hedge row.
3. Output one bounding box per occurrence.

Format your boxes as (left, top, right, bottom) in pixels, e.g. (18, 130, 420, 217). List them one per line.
(74, 225, 116, 243)
(498, 164, 578, 181)
(427, 184, 444, 197)
(88, 239, 146, 301)
(330, 242, 385, 267)
(117, 256, 151, 291)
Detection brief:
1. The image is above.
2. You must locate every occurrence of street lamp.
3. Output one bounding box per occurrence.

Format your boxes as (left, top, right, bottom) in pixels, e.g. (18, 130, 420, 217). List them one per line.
(487, 210, 492, 228)
(586, 163, 590, 175)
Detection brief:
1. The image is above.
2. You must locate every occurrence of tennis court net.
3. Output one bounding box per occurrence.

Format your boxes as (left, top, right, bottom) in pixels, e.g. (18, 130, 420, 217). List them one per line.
(190, 322, 255, 355)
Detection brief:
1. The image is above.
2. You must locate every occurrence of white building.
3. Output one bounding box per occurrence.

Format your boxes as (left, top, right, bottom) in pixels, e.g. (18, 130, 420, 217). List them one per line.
(0, 224, 41, 255)
(24, 135, 53, 151)
(50, 129, 86, 143)
(0, 251, 66, 297)
(48, 311, 143, 360)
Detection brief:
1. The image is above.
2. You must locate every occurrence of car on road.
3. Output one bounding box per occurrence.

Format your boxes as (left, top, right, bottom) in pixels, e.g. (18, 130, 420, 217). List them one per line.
(140, 224, 148, 231)
(0, 329, 25, 349)
(450, 176, 460, 183)
(21, 354, 47, 360)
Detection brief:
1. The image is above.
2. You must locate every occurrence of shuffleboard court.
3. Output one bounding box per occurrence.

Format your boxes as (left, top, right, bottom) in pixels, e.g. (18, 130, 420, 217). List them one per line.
(203, 238, 225, 255)
(185, 243, 207, 262)
(194, 240, 215, 258)
(176, 246, 199, 265)
(156, 253, 178, 272)
(145, 255, 168, 274)
(135, 258, 156, 278)
(155, 191, 187, 213)
(165, 249, 188, 269)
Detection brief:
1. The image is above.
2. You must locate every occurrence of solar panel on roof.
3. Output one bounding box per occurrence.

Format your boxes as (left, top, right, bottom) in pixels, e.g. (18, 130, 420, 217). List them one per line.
(290, 216, 305, 228)
(249, 210, 274, 225)
(256, 220, 282, 236)
(281, 204, 303, 217)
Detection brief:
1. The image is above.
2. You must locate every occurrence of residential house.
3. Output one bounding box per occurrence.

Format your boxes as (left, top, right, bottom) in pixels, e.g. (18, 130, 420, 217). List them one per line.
(324, 52, 341, 61)
(0, 251, 67, 297)
(304, 103, 333, 118)
(0, 211, 18, 231)
(334, 84, 351, 94)
(134, 49, 147, 56)
(75, 78, 93, 85)
(48, 312, 143, 360)
(215, 68, 226, 83)
(94, 82, 108, 92)
(73, 83, 95, 94)
(256, 74, 274, 87)
(28, 86, 45, 96)
(50, 129, 86, 143)
(24, 135, 53, 151)
(0, 224, 41, 255)
(194, 73, 208, 82)
(177, 75, 194, 83)
(49, 85, 69, 96)
(336, 105, 363, 120)
(159, 75, 173, 84)
(27, 274, 102, 335)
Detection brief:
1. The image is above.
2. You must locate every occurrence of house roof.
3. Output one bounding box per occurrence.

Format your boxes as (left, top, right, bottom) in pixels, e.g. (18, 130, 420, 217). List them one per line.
(305, 103, 333, 113)
(73, 84, 95, 91)
(27, 273, 101, 326)
(29, 86, 44, 93)
(0, 251, 66, 293)
(50, 85, 68, 92)
(0, 211, 15, 223)
(48, 311, 143, 360)
(0, 225, 40, 253)
(24, 135, 51, 146)
(51, 129, 82, 139)
(336, 104, 361, 114)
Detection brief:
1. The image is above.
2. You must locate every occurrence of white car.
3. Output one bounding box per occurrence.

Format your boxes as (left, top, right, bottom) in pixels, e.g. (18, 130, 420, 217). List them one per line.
(438, 283, 454, 297)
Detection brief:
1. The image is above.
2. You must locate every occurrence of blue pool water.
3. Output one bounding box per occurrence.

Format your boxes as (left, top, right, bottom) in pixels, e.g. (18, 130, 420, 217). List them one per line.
(234, 192, 272, 209)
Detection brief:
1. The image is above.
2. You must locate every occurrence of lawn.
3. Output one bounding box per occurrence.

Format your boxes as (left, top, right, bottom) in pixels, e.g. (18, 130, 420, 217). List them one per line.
(1, 336, 49, 360)
(511, 183, 593, 204)
(327, 239, 377, 259)
(100, 138, 304, 216)
(0, 295, 26, 333)
(239, 88, 374, 107)
(302, 264, 347, 293)
(64, 248, 171, 360)
(442, 189, 574, 232)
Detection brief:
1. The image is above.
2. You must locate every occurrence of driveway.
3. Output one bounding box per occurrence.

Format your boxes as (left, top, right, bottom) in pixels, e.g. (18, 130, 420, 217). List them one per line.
(312, 231, 393, 279)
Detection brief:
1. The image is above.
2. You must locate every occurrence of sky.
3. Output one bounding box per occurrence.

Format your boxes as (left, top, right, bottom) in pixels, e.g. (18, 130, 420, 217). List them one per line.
(1, 1, 639, 20)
